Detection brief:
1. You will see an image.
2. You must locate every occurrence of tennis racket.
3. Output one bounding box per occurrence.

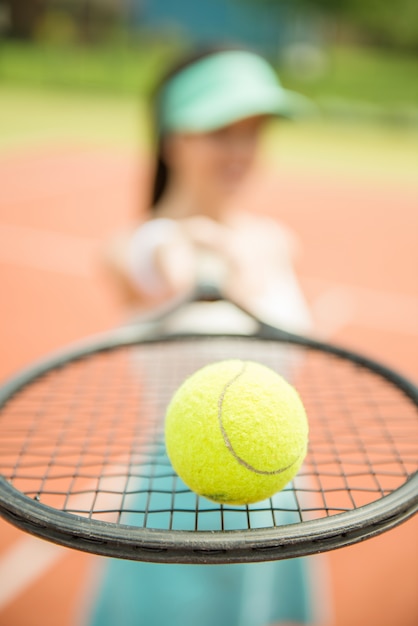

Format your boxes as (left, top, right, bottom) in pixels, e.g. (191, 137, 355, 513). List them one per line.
(0, 287, 417, 564)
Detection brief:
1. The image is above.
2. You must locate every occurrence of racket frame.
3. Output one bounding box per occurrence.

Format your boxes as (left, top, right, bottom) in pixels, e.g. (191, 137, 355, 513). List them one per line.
(1, 313, 417, 564)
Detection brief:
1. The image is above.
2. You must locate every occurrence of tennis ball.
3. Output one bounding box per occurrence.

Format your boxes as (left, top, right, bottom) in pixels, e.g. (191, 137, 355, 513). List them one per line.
(165, 360, 308, 505)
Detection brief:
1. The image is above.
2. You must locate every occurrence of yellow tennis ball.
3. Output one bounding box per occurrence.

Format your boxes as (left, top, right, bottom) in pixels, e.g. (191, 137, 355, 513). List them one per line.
(165, 359, 308, 505)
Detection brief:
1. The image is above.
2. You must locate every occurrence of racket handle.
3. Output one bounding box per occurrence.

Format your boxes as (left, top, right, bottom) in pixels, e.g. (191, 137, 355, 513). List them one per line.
(194, 283, 223, 302)
(194, 251, 228, 302)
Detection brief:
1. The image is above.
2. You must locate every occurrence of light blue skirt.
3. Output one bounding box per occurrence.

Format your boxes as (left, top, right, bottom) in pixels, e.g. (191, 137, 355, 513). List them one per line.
(86, 478, 320, 626)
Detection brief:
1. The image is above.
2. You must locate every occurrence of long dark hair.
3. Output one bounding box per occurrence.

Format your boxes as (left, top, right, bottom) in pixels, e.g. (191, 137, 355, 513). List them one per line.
(150, 45, 249, 208)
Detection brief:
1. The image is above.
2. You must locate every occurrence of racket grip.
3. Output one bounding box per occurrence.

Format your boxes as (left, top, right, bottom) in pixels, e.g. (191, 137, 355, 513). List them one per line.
(194, 251, 228, 302)
(194, 283, 223, 302)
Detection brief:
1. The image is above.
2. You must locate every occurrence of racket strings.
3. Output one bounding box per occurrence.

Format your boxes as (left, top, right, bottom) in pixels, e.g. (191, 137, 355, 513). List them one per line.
(0, 337, 417, 532)
(326, 359, 386, 506)
(311, 356, 360, 513)
(362, 375, 413, 478)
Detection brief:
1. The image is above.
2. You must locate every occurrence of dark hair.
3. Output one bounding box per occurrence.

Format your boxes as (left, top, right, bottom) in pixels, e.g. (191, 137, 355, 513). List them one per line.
(150, 45, 250, 208)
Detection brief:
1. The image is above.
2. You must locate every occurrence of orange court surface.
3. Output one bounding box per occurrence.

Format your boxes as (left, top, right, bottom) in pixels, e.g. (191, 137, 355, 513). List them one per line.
(0, 129, 417, 625)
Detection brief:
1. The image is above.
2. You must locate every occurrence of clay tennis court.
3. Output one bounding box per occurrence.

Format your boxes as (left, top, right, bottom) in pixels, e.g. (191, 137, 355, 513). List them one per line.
(0, 125, 417, 625)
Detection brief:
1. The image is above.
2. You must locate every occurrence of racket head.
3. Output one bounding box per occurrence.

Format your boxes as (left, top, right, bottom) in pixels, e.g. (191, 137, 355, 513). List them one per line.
(0, 317, 417, 563)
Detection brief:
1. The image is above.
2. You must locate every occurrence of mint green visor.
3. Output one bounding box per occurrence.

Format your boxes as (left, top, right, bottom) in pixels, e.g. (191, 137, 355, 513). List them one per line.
(158, 50, 312, 134)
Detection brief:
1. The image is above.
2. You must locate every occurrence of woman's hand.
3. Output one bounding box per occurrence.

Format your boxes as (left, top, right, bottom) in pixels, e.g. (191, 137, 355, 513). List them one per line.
(103, 213, 302, 326)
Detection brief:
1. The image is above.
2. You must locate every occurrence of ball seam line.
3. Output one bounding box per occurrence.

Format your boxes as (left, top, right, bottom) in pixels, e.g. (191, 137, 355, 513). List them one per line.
(217, 360, 304, 476)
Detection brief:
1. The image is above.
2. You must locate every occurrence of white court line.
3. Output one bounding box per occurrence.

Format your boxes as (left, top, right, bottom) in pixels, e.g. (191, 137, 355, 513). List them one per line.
(1, 221, 417, 337)
(311, 281, 418, 337)
(0, 472, 131, 610)
(0, 535, 66, 608)
(0, 222, 99, 277)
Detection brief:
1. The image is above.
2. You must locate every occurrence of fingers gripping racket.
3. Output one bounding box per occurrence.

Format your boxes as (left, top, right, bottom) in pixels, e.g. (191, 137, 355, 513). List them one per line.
(0, 288, 417, 564)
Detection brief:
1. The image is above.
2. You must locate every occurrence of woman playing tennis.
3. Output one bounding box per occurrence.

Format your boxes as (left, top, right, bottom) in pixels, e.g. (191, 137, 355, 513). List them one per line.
(84, 47, 330, 626)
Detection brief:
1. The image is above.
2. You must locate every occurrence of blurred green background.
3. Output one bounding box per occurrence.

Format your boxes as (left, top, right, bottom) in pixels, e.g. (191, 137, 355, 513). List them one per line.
(1, 0, 417, 188)
(1, 0, 417, 154)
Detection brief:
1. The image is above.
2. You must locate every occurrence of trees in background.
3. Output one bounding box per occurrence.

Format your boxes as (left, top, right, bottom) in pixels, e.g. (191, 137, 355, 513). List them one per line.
(4, 0, 46, 39)
(255, 0, 418, 51)
(2, 0, 124, 43)
(2, 0, 417, 51)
